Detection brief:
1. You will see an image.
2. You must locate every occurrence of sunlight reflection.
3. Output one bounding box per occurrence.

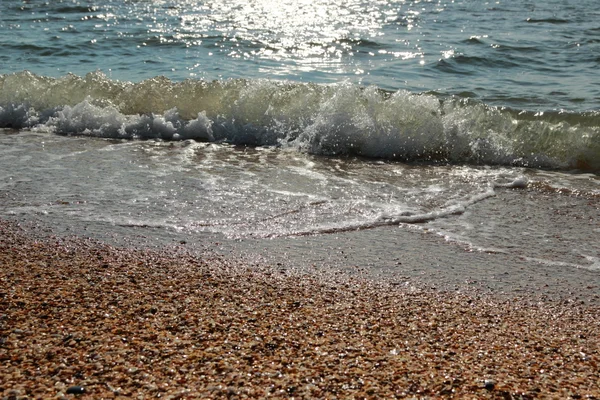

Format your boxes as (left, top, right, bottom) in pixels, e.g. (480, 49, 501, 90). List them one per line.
(120, 0, 427, 79)
(171, 0, 401, 65)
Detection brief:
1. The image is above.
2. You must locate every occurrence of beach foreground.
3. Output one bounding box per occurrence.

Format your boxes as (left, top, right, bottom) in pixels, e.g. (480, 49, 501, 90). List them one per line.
(1, 220, 598, 399)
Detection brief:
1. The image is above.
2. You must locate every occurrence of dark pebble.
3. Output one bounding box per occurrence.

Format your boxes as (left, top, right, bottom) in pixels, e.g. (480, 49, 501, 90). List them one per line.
(484, 379, 495, 390)
(66, 386, 85, 395)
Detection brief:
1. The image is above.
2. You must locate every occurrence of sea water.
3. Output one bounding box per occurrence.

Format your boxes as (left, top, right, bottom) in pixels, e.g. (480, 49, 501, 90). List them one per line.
(1, 0, 599, 299)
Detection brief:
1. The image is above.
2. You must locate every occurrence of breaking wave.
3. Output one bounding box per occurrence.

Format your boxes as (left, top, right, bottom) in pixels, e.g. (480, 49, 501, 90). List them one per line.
(1, 71, 599, 171)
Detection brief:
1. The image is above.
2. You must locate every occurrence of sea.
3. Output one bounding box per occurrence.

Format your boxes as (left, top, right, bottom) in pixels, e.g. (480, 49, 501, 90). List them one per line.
(1, 0, 599, 300)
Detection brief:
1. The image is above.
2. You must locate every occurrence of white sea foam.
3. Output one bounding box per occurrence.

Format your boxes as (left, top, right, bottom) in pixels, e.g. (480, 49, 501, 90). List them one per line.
(493, 175, 529, 189)
(1, 72, 600, 171)
(524, 256, 600, 272)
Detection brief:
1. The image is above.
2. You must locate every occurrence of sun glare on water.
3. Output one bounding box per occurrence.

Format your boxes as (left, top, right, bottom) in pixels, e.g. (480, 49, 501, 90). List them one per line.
(140, 0, 421, 76)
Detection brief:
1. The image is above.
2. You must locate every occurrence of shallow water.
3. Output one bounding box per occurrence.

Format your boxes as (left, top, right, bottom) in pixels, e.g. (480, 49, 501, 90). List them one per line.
(1, 129, 599, 301)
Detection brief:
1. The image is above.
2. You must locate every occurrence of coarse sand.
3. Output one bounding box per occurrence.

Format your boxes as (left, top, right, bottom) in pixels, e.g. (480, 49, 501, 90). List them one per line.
(1, 220, 599, 399)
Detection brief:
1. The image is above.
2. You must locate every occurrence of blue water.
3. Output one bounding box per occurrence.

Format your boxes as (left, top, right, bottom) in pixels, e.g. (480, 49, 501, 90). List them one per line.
(1, 0, 600, 110)
(1, 0, 599, 297)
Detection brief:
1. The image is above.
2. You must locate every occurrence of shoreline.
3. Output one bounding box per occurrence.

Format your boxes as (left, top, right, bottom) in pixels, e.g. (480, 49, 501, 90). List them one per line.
(1, 220, 599, 398)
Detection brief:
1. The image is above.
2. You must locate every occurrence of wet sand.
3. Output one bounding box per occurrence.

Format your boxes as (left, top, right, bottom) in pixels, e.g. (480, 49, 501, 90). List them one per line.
(1, 220, 599, 399)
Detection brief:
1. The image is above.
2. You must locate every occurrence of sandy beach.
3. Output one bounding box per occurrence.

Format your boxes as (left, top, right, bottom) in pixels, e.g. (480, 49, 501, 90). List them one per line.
(1, 219, 599, 399)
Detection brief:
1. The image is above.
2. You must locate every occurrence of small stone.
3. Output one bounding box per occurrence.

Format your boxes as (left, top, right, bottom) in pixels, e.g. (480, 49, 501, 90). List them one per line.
(483, 379, 495, 390)
(66, 386, 85, 394)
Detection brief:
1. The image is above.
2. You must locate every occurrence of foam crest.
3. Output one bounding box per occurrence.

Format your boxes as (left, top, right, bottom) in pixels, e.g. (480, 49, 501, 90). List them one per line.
(1, 71, 599, 171)
(260, 186, 497, 238)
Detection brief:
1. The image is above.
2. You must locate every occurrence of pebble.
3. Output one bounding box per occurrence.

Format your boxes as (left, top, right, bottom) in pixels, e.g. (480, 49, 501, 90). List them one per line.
(65, 386, 85, 395)
(484, 379, 496, 390)
(1, 219, 600, 399)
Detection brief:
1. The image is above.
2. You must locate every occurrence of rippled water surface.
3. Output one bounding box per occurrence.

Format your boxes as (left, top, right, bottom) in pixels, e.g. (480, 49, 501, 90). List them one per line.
(1, 0, 599, 110)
